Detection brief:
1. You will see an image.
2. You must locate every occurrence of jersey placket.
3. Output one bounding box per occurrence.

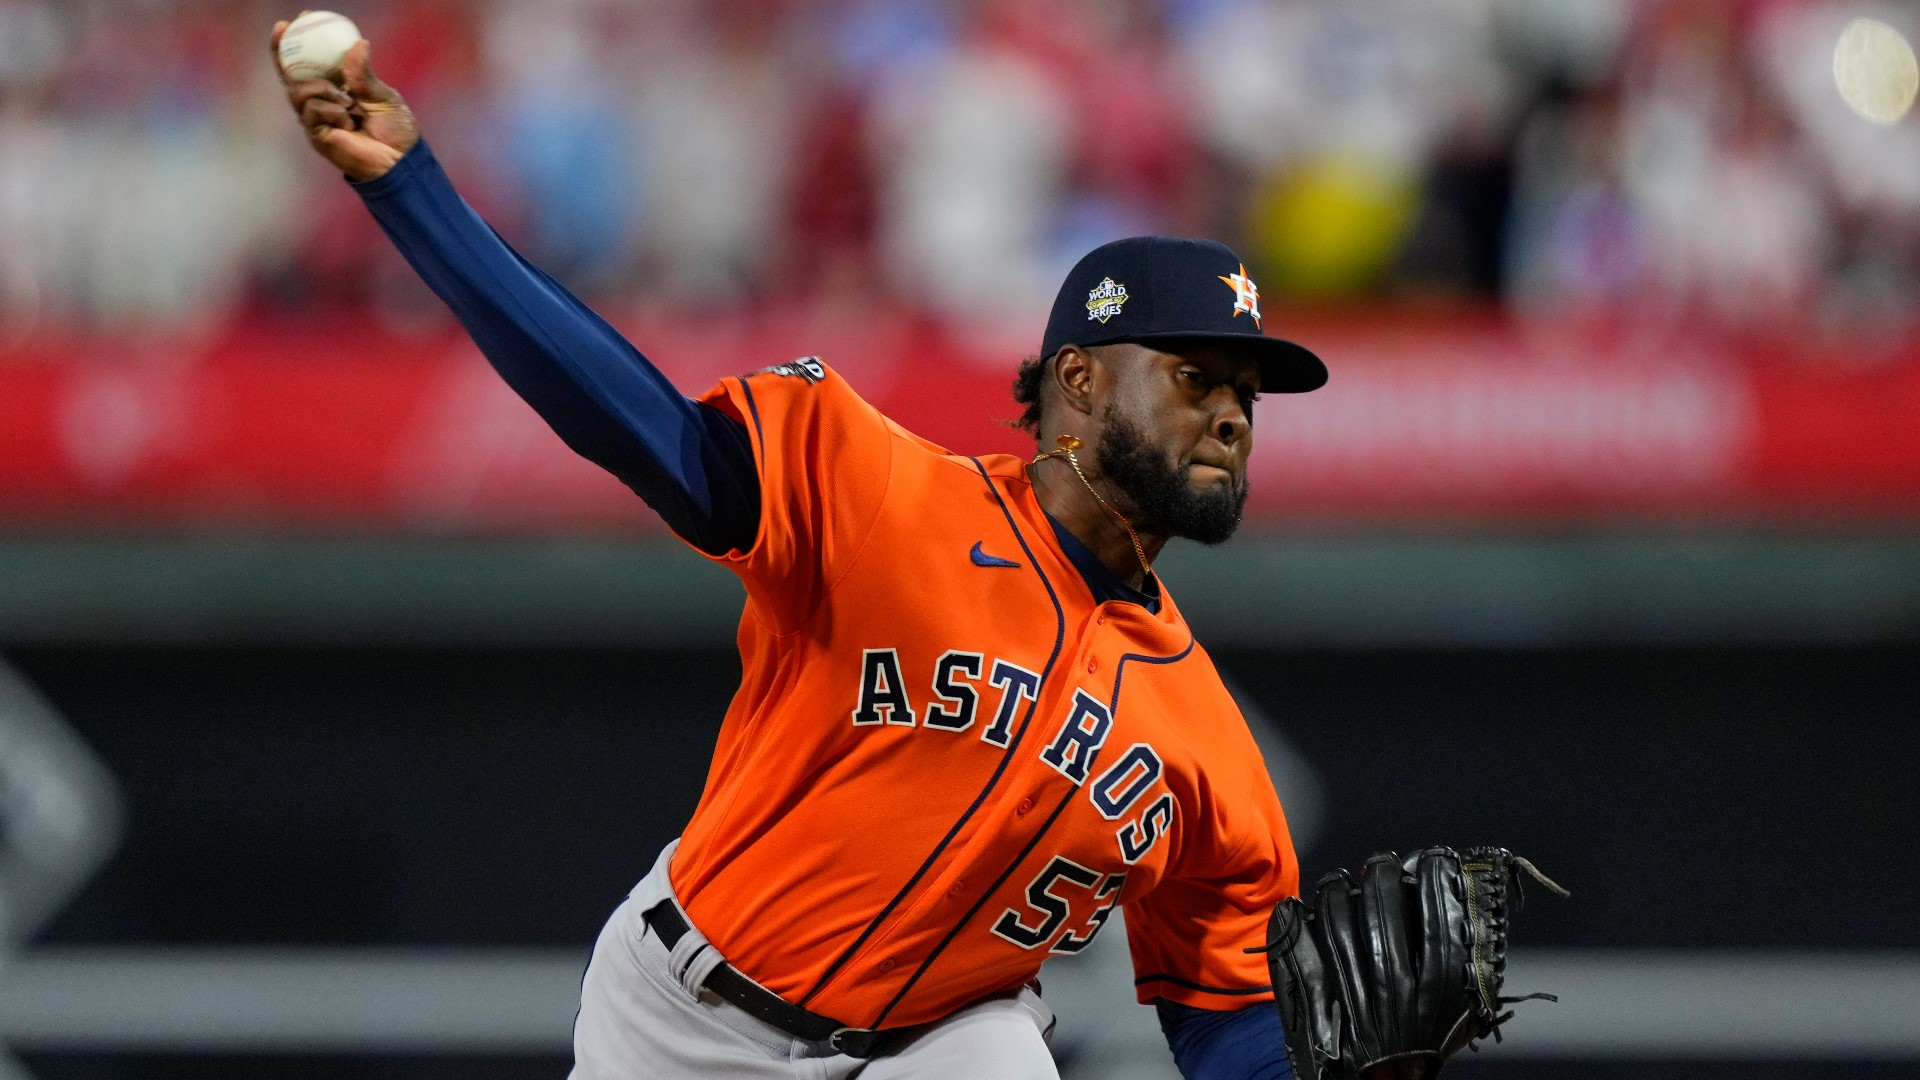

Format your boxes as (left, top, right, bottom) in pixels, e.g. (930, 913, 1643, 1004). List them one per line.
(831, 610, 1129, 1028)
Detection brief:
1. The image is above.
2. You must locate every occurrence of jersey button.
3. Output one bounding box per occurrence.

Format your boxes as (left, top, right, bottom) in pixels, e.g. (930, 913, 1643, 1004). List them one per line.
(1017, 797, 1035, 815)
(947, 880, 966, 897)
(1096, 614, 1107, 626)
(1086, 657, 1098, 673)
(877, 958, 897, 973)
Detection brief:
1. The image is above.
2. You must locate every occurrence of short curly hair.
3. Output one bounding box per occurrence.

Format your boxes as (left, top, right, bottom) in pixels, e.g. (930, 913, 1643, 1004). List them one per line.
(1011, 354, 1046, 435)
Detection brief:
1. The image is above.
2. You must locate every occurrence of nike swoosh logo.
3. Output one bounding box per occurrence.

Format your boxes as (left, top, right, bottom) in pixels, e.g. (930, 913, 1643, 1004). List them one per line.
(969, 542, 1021, 569)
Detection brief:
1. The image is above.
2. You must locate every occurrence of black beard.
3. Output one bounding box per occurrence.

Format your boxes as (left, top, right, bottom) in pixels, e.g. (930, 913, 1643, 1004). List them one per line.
(1095, 411, 1248, 546)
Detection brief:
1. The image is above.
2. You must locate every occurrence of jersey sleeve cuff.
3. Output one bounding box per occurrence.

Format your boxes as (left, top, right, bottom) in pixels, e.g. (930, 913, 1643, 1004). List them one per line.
(1134, 973, 1275, 1009)
(346, 139, 438, 201)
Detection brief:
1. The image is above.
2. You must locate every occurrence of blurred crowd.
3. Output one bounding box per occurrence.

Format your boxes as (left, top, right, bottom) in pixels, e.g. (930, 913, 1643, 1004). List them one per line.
(0, 0, 1917, 346)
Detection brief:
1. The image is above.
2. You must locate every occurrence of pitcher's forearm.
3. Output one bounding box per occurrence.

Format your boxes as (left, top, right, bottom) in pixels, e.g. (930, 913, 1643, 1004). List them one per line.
(352, 142, 760, 554)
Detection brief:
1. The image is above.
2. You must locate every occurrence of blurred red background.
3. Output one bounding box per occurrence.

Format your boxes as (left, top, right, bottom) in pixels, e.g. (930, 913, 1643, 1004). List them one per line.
(3, 0, 1918, 532)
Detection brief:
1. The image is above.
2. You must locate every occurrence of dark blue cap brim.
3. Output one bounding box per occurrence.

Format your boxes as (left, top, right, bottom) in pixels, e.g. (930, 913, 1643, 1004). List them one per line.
(1102, 331, 1329, 394)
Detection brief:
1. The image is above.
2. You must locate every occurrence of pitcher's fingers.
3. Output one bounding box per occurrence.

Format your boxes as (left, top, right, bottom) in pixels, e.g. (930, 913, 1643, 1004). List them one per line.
(268, 12, 317, 84)
(339, 40, 391, 103)
(269, 20, 292, 84)
(300, 97, 355, 132)
(310, 126, 364, 157)
(287, 78, 350, 118)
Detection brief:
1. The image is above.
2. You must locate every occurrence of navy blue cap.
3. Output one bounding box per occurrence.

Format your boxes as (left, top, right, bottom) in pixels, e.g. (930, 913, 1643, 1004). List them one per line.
(1041, 236, 1327, 393)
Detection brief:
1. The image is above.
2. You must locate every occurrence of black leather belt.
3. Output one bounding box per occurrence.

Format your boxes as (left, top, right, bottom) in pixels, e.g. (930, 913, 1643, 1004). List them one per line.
(642, 900, 885, 1058)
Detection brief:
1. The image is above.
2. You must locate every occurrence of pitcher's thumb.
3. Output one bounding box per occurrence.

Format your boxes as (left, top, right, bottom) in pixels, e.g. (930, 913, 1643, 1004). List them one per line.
(340, 40, 397, 102)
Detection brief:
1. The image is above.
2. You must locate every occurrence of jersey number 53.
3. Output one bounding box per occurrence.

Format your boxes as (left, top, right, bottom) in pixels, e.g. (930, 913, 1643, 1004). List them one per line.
(990, 857, 1126, 955)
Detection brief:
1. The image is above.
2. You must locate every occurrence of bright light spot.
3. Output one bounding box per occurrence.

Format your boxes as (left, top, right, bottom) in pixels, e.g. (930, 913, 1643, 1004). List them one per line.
(1834, 17, 1919, 125)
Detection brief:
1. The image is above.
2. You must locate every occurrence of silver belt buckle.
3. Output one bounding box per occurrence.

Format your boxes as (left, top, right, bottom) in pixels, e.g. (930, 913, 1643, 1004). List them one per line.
(829, 1026, 878, 1057)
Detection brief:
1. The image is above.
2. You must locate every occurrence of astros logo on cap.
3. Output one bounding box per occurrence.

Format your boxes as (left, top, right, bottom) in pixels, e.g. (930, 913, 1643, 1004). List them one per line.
(1219, 264, 1261, 327)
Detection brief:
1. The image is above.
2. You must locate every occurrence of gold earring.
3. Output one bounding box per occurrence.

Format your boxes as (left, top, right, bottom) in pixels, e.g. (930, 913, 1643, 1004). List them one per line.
(1029, 434, 1152, 580)
(1030, 434, 1082, 464)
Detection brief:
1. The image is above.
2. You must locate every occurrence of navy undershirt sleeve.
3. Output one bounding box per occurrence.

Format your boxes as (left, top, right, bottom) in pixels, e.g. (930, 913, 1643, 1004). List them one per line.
(1157, 1000, 1295, 1080)
(350, 141, 759, 555)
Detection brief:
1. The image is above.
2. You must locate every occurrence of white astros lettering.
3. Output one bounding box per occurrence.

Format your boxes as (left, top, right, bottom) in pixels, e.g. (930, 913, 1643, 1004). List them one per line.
(849, 649, 1173, 870)
(1039, 691, 1113, 784)
(1118, 794, 1176, 865)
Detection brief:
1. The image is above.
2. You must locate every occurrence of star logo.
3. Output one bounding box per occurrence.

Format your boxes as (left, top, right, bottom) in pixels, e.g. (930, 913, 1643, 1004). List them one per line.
(1219, 264, 1261, 327)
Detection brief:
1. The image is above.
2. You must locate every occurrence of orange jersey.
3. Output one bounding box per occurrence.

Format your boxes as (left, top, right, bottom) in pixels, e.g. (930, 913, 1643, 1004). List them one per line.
(669, 358, 1299, 1030)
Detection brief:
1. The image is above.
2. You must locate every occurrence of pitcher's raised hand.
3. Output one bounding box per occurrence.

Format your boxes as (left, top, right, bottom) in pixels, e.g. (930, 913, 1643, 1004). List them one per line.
(271, 18, 418, 181)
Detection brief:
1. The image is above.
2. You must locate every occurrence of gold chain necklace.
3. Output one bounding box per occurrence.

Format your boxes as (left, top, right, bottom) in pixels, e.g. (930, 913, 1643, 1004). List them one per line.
(1031, 434, 1153, 582)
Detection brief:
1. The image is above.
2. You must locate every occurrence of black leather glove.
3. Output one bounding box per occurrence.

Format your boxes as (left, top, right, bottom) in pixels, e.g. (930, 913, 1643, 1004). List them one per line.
(1260, 847, 1567, 1080)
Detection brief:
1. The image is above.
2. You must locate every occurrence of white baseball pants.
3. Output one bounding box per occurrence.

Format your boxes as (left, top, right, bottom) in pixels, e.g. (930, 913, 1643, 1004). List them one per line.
(568, 841, 1060, 1080)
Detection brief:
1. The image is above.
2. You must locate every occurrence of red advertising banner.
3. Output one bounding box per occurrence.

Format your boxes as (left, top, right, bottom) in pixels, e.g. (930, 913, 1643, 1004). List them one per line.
(3, 312, 1918, 530)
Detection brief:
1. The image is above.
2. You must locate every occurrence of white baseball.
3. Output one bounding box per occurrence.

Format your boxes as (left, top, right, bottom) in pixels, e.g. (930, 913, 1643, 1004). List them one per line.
(278, 10, 363, 82)
(1834, 18, 1919, 125)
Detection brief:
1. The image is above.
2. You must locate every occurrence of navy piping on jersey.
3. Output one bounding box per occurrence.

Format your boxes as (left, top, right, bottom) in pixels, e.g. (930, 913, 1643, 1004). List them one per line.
(799, 459, 1067, 1009)
(871, 628, 1197, 1027)
(1112, 639, 1278, 1004)
(737, 377, 764, 448)
(1104, 639, 1197, 712)
(1136, 974, 1275, 996)
(1046, 511, 1160, 612)
(871, 766, 1083, 1028)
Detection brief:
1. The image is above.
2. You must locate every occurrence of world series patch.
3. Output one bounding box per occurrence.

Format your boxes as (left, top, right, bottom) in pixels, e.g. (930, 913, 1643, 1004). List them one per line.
(1086, 278, 1129, 324)
(754, 356, 826, 383)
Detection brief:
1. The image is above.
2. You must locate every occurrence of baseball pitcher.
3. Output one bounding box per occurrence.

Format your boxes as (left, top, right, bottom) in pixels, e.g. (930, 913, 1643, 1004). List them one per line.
(273, 22, 1559, 1080)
